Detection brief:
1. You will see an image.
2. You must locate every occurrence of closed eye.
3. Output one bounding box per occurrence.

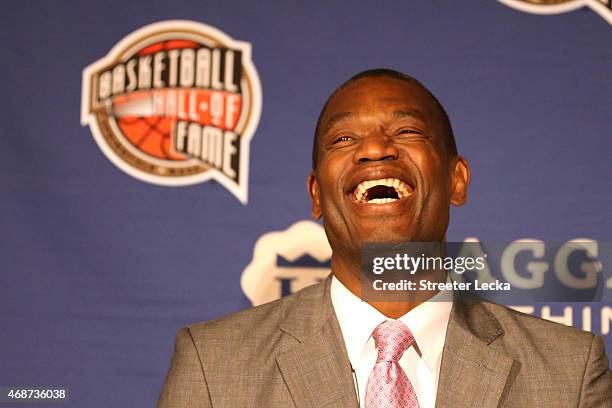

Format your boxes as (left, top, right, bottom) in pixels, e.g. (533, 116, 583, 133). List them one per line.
(393, 128, 427, 138)
(332, 135, 353, 144)
(396, 129, 421, 135)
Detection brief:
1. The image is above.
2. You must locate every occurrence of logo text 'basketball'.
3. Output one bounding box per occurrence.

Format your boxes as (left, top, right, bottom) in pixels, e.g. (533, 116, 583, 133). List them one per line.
(81, 20, 262, 204)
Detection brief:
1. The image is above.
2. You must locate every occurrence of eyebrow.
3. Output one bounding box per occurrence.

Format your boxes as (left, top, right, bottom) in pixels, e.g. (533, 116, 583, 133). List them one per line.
(392, 109, 425, 121)
(321, 111, 356, 136)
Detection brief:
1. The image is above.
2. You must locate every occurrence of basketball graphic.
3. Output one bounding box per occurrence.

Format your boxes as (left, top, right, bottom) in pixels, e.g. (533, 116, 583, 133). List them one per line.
(81, 21, 261, 203)
(113, 89, 184, 161)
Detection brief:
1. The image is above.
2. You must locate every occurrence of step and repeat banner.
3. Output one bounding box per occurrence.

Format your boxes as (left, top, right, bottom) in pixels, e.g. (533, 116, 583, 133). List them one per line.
(1, 1, 610, 407)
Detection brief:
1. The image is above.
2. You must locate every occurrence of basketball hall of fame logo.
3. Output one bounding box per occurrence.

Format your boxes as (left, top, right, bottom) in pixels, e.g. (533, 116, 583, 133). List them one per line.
(498, 0, 612, 24)
(81, 21, 262, 204)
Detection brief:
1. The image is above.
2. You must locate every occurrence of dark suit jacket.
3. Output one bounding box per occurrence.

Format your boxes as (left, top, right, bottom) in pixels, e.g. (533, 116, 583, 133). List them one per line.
(158, 276, 612, 407)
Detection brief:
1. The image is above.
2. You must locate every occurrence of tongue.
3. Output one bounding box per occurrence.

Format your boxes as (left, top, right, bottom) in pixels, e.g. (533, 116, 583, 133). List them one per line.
(366, 185, 398, 200)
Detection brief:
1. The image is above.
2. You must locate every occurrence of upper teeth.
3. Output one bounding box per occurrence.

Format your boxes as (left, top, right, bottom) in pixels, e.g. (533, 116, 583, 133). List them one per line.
(353, 178, 412, 204)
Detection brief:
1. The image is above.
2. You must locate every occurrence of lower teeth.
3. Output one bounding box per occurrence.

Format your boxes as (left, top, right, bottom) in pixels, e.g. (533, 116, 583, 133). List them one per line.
(367, 198, 398, 204)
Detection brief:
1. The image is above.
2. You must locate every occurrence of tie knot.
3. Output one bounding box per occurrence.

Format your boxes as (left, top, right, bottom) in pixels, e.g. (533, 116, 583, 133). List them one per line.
(372, 320, 415, 363)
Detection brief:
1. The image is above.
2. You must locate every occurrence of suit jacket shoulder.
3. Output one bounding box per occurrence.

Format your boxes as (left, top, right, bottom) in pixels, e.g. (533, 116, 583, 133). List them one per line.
(489, 302, 611, 407)
(437, 298, 612, 407)
(484, 301, 594, 349)
(187, 276, 332, 358)
(188, 282, 302, 345)
(160, 278, 358, 408)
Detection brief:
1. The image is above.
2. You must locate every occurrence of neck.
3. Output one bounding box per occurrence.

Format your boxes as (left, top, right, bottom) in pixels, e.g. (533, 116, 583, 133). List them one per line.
(331, 253, 446, 319)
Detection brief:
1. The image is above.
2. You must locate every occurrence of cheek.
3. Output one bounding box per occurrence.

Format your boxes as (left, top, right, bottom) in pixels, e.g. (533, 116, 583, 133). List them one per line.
(411, 147, 449, 193)
(317, 160, 347, 199)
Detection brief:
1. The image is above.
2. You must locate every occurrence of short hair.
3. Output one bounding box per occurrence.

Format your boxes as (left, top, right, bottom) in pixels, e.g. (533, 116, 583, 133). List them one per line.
(311, 68, 457, 169)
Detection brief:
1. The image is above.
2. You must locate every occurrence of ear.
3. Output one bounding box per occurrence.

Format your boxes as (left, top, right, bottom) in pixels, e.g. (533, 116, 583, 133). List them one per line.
(450, 156, 470, 206)
(307, 171, 322, 219)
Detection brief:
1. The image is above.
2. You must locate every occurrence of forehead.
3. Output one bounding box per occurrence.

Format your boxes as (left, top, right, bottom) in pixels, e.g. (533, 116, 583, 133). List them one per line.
(321, 76, 438, 127)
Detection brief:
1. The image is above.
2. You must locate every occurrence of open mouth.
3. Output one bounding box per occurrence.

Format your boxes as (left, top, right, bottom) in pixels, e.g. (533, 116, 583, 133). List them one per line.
(352, 178, 413, 204)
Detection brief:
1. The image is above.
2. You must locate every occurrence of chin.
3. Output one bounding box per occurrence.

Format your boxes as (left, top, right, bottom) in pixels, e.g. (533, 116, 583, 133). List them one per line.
(359, 227, 418, 245)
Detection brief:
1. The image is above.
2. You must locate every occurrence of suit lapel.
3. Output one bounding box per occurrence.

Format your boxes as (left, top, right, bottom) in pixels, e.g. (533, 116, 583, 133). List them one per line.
(436, 299, 518, 408)
(276, 276, 358, 408)
(274, 278, 518, 408)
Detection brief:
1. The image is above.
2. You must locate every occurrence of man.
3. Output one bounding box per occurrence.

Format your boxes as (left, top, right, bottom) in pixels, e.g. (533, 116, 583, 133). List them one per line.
(158, 69, 612, 407)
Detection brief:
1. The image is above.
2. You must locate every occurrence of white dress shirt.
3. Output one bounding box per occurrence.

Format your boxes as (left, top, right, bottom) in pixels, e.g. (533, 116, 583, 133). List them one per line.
(330, 276, 453, 408)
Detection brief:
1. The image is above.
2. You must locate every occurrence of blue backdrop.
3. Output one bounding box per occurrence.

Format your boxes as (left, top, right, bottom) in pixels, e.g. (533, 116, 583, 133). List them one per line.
(1, 1, 610, 407)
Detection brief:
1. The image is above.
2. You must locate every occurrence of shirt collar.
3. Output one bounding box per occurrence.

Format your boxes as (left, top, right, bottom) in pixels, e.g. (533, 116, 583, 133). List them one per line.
(396, 285, 453, 370)
(330, 275, 453, 372)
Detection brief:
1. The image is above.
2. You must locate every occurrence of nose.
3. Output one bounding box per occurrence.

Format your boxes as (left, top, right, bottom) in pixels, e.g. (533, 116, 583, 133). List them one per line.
(354, 133, 398, 163)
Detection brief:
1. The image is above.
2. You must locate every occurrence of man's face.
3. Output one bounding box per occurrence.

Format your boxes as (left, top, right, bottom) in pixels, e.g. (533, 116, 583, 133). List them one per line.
(308, 76, 470, 255)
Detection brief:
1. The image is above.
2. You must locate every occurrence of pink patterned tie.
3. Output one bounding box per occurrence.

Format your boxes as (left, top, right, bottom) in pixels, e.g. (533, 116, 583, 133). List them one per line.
(365, 320, 420, 408)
